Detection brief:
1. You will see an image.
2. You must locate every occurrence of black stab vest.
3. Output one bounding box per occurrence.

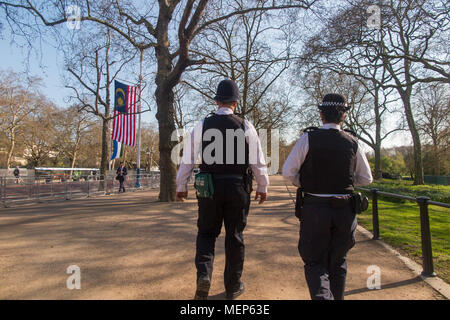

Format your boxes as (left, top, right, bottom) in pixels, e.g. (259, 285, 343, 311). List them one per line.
(199, 113, 249, 174)
(300, 129, 358, 194)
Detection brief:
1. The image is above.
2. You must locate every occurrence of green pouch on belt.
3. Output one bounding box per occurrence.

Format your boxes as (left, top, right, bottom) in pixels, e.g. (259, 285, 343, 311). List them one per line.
(194, 173, 214, 199)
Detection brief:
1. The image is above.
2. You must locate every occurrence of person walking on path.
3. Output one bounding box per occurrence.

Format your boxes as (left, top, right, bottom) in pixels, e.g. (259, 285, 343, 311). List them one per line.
(116, 162, 128, 193)
(282, 93, 373, 300)
(176, 79, 269, 300)
(13, 166, 21, 184)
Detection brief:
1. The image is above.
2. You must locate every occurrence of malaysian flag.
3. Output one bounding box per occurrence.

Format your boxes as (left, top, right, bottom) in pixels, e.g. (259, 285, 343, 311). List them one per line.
(112, 80, 138, 146)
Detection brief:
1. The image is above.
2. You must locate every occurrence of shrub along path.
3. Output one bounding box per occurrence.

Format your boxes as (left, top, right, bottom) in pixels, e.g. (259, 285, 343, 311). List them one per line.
(367, 179, 450, 203)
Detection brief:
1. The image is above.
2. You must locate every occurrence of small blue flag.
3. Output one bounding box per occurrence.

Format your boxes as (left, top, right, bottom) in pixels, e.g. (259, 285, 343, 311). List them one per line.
(111, 140, 123, 160)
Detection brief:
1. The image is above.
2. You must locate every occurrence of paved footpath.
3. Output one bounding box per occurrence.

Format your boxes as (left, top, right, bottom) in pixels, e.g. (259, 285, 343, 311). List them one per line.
(0, 176, 445, 299)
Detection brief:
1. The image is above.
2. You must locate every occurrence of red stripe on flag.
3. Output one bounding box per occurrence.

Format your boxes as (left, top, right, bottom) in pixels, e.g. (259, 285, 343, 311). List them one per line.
(127, 86, 131, 145)
(134, 86, 136, 146)
(130, 86, 134, 146)
(129, 87, 132, 146)
(123, 87, 127, 144)
(117, 113, 120, 142)
(129, 86, 133, 146)
(117, 114, 121, 143)
(112, 112, 117, 141)
(113, 111, 118, 141)
(112, 112, 115, 140)
(130, 87, 134, 146)
(132, 87, 137, 146)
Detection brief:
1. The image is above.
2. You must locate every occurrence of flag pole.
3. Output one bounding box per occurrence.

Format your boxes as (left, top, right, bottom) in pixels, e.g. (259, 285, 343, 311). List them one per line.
(135, 48, 143, 188)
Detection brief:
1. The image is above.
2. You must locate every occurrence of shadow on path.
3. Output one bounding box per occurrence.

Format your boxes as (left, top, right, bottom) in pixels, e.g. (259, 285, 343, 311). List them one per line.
(345, 276, 423, 296)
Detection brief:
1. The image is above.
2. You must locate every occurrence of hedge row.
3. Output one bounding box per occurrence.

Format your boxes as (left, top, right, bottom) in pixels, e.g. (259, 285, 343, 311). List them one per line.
(364, 180, 450, 203)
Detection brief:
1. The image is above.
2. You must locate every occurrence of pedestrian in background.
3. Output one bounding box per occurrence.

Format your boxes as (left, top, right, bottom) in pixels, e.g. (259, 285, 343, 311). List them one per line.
(116, 162, 128, 193)
(13, 166, 21, 184)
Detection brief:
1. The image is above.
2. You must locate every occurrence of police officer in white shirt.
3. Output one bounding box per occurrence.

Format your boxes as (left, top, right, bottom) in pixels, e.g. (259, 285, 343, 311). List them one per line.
(282, 93, 373, 300)
(176, 79, 269, 300)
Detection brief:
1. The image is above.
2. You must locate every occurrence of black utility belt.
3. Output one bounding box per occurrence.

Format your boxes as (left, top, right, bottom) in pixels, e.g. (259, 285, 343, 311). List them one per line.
(303, 193, 352, 207)
(210, 173, 244, 180)
(297, 192, 369, 214)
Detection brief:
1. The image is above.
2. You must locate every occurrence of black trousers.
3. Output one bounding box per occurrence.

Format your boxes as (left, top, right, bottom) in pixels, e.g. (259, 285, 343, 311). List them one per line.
(298, 199, 357, 300)
(195, 177, 250, 292)
(118, 177, 125, 192)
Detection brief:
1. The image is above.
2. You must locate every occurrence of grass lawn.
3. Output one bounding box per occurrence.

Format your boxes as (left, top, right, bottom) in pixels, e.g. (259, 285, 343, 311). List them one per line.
(358, 198, 450, 283)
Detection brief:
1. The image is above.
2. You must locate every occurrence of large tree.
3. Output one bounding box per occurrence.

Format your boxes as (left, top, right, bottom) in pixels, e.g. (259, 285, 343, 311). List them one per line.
(22, 101, 57, 167)
(0, 69, 42, 168)
(415, 82, 450, 175)
(299, 0, 449, 184)
(0, 0, 317, 200)
(53, 105, 96, 173)
(182, 1, 298, 130)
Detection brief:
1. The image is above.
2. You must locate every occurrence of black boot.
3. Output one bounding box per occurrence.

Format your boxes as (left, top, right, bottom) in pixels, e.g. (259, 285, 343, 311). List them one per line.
(194, 278, 211, 300)
(226, 282, 245, 300)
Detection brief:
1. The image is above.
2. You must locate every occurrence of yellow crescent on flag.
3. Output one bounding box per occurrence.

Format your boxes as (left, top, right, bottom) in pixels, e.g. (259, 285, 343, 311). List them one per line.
(116, 87, 126, 108)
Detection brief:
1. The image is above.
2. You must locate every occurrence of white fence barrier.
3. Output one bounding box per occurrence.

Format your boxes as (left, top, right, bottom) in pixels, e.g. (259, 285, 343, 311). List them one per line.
(0, 173, 164, 207)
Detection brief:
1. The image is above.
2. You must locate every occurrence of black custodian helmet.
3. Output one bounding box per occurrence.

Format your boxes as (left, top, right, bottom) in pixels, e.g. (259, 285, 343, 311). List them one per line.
(214, 79, 240, 103)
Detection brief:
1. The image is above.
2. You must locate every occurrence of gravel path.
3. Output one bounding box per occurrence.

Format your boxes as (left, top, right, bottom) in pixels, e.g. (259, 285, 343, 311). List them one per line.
(0, 176, 444, 300)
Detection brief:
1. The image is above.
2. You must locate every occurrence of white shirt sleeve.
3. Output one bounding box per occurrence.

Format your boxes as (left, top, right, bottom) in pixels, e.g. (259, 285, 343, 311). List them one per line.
(244, 120, 269, 193)
(176, 120, 203, 192)
(354, 143, 373, 187)
(282, 133, 309, 187)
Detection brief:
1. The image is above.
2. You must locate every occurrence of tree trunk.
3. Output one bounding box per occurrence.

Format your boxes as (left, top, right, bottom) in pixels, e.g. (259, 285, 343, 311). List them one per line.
(154, 5, 178, 202)
(402, 93, 424, 185)
(69, 152, 78, 179)
(6, 127, 16, 169)
(374, 94, 382, 180)
(155, 85, 177, 202)
(434, 146, 440, 176)
(99, 117, 110, 190)
(374, 142, 382, 180)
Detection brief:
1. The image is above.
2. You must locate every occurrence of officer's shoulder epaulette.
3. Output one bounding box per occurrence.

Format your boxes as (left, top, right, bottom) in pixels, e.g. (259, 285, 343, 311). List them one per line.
(343, 129, 359, 138)
(303, 126, 319, 133)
